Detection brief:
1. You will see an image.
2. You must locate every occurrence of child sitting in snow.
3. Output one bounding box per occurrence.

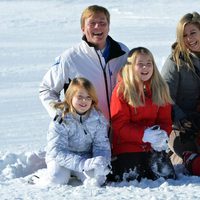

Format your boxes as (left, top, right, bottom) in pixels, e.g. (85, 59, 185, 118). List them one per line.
(41, 77, 111, 186)
(109, 47, 176, 181)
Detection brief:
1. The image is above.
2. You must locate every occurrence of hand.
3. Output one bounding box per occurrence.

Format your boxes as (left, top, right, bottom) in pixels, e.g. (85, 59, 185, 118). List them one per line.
(82, 156, 109, 172)
(173, 118, 192, 132)
(94, 164, 111, 176)
(143, 125, 169, 152)
(143, 125, 162, 144)
(173, 117, 200, 143)
(151, 137, 169, 152)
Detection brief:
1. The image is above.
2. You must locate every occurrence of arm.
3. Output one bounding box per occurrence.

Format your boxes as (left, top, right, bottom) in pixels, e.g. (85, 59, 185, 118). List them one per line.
(155, 103, 172, 135)
(161, 56, 186, 121)
(47, 120, 85, 172)
(39, 57, 69, 118)
(110, 87, 144, 144)
(92, 115, 111, 162)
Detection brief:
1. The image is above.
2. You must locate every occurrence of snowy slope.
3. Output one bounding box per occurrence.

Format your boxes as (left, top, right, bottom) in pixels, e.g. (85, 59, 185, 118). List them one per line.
(0, 0, 200, 199)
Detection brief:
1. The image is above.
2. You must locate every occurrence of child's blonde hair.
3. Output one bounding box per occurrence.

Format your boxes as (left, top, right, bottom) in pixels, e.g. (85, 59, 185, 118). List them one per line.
(118, 47, 173, 107)
(54, 77, 99, 117)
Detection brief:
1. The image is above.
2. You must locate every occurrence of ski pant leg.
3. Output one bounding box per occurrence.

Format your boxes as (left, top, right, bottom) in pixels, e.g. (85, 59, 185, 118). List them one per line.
(183, 152, 200, 176)
(47, 160, 71, 185)
(168, 130, 197, 164)
(191, 155, 200, 176)
(150, 151, 176, 179)
(72, 171, 86, 182)
(109, 152, 156, 182)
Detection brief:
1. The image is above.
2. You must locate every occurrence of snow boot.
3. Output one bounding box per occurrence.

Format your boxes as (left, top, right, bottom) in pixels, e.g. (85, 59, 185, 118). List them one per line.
(183, 151, 200, 176)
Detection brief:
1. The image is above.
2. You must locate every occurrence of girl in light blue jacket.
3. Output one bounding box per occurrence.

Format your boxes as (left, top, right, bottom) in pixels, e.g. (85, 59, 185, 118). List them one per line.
(44, 77, 111, 186)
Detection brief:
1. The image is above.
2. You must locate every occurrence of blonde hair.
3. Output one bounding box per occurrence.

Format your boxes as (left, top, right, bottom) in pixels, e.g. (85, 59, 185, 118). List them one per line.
(54, 77, 99, 117)
(80, 5, 110, 29)
(173, 11, 200, 70)
(118, 47, 173, 107)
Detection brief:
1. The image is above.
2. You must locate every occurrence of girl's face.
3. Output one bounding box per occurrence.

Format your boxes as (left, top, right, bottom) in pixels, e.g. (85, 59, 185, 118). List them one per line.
(183, 23, 200, 53)
(134, 53, 153, 82)
(72, 88, 92, 114)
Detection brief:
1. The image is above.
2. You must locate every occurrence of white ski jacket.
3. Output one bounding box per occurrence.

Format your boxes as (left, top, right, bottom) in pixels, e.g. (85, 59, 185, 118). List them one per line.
(39, 36, 129, 119)
(45, 108, 111, 172)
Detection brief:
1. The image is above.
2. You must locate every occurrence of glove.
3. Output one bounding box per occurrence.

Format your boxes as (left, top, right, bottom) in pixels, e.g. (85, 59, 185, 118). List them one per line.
(173, 117, 199, 143)
(151, 136, 169, 152)
(81, 156, 109, 173)
(143, 125, 169, 152)
(94, 163, 111, 176)
(143, 125, 162, 144)
(82, 157, 111, 187)
(173, 118, 192, 132)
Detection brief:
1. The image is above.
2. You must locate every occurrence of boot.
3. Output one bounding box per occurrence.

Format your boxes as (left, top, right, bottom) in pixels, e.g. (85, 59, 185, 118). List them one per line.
(183, 151, 200, 176)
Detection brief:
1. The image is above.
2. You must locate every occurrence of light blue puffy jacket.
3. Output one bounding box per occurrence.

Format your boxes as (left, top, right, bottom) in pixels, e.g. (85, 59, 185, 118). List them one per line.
(45, 108, 111, 172)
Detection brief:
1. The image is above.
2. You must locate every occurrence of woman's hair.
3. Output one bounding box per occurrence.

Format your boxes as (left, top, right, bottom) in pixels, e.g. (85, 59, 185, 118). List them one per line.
(54, 77, 99, 117)
(118, 47, 173, 107)
(173, 11, 200, 70)
(80, 5, 110, 29)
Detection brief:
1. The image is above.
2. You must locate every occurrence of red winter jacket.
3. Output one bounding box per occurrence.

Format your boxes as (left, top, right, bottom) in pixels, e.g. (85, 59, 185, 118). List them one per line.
(110, 81, 172, 156)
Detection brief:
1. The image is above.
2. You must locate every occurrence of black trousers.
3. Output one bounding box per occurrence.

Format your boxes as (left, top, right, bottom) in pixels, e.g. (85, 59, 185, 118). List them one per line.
(108, 151, 176, 182)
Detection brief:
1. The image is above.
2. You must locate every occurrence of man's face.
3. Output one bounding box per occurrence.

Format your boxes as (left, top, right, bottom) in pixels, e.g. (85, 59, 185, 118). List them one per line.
(82, 12, 109, 50)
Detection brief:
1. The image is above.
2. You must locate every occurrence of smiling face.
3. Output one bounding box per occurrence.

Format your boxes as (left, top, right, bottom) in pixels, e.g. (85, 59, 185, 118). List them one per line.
(82, 12, 109, 50)
(183, 23, 200, 53)
(72, 88, 92, 114)
(134, 53, 154, 82)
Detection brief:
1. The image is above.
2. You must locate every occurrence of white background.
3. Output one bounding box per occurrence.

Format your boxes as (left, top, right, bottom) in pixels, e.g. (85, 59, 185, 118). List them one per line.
(0, 0, 200, 199)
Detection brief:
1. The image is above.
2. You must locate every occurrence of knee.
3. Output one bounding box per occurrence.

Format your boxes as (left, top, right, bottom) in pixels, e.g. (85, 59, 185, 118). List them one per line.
(49, 169, 71, 184)
(47, 161, 71, 185)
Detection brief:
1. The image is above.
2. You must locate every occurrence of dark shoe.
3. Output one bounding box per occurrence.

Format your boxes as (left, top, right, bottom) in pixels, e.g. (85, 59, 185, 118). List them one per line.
(182, 151, 198, 173)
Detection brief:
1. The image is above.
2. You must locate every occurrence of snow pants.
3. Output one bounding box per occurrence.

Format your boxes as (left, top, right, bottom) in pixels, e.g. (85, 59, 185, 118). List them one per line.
(168, 129, 200, 176)
(42, 160, 106, 186)
(45, 160, 85, 185)
(108, 151, 176, 182)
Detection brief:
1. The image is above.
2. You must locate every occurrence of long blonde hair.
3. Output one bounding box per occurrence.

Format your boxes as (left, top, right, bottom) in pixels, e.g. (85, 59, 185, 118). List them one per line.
(118, 47, 173, 107)
(173, 11, 200, 70)
(54, 77, 99, 117)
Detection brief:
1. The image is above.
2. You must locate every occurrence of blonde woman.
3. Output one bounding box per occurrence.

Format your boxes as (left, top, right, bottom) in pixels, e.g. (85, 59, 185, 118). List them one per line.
(40, 77, 111, 186)
(162, 12, 200, 176)
(110, 47, 175, 182)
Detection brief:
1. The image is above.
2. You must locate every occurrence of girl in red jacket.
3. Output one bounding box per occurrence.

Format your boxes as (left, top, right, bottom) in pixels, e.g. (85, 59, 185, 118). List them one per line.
(110, 47, 176, 182)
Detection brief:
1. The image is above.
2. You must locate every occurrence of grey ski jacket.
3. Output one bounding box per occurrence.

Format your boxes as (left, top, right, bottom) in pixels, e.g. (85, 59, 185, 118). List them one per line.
(161, 52, 200, 122)
(45, 108, 111, 172)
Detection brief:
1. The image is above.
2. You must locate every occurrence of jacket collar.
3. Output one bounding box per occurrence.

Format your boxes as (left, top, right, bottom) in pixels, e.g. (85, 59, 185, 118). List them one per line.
(74, 110, 90, 123)
(69, 108, 99, 123)
(82, 35, 126, 63)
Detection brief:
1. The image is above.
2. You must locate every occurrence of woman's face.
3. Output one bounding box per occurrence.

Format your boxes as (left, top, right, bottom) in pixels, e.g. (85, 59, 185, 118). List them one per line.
(72, 88, 92, 114)
(183, 23, 200, 53)
(134, 53, 153, 82)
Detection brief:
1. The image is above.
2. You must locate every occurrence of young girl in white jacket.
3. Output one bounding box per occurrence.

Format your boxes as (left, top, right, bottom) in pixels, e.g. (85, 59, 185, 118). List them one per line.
(43, 77, 111, 186)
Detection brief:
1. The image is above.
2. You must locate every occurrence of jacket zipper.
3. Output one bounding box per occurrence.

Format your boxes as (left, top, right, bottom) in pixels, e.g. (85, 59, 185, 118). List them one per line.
(96, 50, 111, 120)
(80, 115, 87, 135)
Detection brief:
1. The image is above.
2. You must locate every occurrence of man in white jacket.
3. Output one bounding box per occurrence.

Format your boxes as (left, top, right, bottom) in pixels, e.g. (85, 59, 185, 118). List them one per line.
(39, 5, 129, 120)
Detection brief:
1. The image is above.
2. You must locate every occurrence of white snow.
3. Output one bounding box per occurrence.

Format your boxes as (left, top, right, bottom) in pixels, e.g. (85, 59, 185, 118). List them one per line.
(0, 0, 200, 199)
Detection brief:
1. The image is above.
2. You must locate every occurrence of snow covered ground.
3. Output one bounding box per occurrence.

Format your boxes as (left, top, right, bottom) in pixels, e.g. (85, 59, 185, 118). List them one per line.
(0, 0, 200, 199)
